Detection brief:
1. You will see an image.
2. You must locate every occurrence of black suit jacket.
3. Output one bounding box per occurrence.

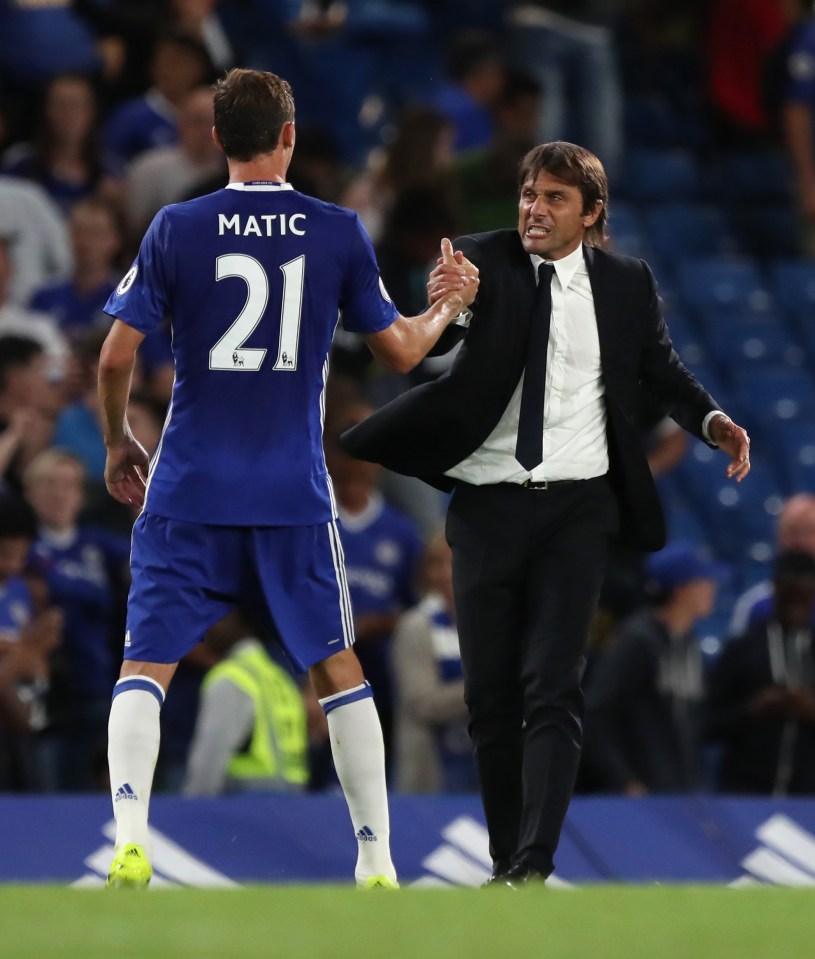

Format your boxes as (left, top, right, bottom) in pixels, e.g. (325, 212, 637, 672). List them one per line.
(341, 230, 720, 551)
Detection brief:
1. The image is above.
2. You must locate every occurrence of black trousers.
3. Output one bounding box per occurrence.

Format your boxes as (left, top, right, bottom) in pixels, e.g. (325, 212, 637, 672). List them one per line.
(445, 476, 618, 876)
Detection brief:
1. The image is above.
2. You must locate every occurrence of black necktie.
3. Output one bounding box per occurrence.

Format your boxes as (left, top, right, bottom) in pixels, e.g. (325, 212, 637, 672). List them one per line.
(515, 262, 555, 471)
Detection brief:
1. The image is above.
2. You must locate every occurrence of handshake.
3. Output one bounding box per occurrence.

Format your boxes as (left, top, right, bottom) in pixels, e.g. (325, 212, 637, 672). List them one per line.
(428, 238, 479, 313)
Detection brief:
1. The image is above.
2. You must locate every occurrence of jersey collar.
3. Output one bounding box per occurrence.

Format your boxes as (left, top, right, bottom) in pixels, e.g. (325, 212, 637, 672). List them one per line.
(226, 181, 294, 191)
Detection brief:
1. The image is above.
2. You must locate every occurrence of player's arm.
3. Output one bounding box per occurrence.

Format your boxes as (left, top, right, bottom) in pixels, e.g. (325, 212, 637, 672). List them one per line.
(363, 239, 478, 374)
(98, 319, 150, 506)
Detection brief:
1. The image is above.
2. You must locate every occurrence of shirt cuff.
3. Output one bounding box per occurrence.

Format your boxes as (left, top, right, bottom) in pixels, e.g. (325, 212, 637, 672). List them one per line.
(452, 308, 472, 328)
(703, 410, 728, 445)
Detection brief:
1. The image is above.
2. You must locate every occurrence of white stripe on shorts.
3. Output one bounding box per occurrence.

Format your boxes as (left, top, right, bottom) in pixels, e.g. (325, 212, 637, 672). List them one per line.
(327, 519, 355, 649)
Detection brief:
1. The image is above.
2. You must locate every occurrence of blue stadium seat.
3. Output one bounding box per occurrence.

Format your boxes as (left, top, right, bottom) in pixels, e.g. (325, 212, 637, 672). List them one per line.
(715, 150, 795, 202)
(704, 318, 807, 373)
(643, 203, 738, 261)
(731, 365, 815, 425)
(679, 361, 732, 411)
(770, 420, 815, 492)
(619, 148, 703, 201)
(735, 205, 800, 259)
(665, 313, 710, 367)
(674, 257, 773, 315)
(682, 457, 784, 561)
(768, 258, 815, 313)
(663, 502, 711, 547)
(606, 202, 652, 259)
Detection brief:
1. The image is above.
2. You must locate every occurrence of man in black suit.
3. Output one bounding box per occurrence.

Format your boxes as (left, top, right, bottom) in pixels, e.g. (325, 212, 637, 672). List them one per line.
(341, 141, 751, 886)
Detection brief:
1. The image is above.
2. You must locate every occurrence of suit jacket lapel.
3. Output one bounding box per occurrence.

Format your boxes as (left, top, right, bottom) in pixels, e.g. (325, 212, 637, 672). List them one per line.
(583, 243, 617, 378)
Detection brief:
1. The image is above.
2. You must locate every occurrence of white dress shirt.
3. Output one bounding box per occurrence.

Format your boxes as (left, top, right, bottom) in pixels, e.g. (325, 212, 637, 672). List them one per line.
(446, 244, 609, 484)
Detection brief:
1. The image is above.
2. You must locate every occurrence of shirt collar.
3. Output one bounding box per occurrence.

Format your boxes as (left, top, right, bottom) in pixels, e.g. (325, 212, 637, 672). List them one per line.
(225, 181, 293, 191)
(530, 243, 585, 291)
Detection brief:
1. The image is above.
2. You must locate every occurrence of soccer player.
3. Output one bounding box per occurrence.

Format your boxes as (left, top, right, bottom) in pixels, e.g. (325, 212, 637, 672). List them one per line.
(99, 67, 478, 889)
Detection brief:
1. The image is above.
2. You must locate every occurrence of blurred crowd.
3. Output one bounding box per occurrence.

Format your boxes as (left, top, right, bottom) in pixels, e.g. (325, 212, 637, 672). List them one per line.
(2, 0, 815, 797)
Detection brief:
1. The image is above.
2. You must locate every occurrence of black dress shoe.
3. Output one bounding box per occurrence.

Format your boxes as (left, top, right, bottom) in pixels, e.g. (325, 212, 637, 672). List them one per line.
(502, 862, 547, 889)
(482, 870, 511, 887)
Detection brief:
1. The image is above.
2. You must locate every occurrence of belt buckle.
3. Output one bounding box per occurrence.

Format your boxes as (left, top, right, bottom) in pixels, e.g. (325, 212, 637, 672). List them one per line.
(523, 478, 549, 490)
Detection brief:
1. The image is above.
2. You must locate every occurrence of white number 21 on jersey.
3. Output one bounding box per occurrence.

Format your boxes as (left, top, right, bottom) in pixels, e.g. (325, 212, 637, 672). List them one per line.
(209, 253, 304, 372)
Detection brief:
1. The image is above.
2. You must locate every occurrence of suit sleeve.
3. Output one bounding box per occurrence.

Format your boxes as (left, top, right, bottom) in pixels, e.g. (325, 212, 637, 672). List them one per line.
(636, 260, 721, 444)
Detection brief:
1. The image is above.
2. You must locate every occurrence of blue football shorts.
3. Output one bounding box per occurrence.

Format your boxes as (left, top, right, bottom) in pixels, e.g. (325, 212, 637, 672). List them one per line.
(124, 511, 356, 671)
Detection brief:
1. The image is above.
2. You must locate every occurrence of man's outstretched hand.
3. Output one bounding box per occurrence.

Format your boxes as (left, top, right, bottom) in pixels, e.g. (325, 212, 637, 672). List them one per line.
(709, 414, 751, 483)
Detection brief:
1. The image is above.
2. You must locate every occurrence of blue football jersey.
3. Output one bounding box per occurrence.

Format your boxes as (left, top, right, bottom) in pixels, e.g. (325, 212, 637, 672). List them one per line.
(0, 575, 34, 642)
(104, 182, 399, 526)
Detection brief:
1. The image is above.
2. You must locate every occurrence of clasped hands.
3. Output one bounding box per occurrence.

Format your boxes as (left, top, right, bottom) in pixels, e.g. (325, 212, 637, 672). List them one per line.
(428, 238, 479, 311)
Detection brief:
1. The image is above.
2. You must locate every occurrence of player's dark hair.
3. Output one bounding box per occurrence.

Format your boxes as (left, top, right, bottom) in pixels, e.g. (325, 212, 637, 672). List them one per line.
(0, 336, 43, 393)
(518, 141, 609, 247)
(0, 494, 38, 540)
(213, 68, 295, 162)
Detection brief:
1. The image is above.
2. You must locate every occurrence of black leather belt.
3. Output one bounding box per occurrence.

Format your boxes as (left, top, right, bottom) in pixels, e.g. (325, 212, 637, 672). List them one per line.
(520, 478, 581, 490)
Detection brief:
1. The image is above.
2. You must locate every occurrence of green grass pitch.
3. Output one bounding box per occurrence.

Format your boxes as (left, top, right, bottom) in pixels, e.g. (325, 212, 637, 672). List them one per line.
(2, 885, 813, 959)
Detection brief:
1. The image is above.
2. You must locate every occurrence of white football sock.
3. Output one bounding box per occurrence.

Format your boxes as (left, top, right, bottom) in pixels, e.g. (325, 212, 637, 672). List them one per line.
(320, 684, 397, 884)
(108, 678, 164, 856)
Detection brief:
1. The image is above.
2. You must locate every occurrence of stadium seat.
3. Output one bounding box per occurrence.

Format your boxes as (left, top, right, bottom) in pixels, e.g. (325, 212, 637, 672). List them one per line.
(704, 317, 806, 373)
(768, 258, 815, 313)
(674, 257, 773, 314)
(769, 420, 815, 492)
(619, 148, 703, 201)
(665, 313, 710, 367)
(643, 203, 739, 261)
(734, 205, 800, 259)
(680, 455, 784, 562)
(715, 150, 795, 203)
(731, 365, 815, 425)
(680, 361, 733, 411)
(606, 202, 652, 259)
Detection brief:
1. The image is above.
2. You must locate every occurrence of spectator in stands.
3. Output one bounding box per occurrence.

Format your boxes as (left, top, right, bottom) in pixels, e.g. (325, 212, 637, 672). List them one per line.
(182, 607, 309, 796)
(285, 126, 343, 204)
(505, 2, 624, 181)
(0, 238, 68, 362)
(705, 0, 796, 148)
(29, 197, 124, 343)
(706, 549, 815, 795)
(0, 495, 61, 791)
(779, 1, 815, 255)
(419, 30, 506, 153)
(104, 30, 215, 165)
(1, 73, 123, 217)
(0, 336, 61, 495)
(392, 531, 476, 794)
(582, 542, 724, 795)
(125, 86, 226, 241)
(451, 68, 543, 236)
(0, 176, 72, 307)
(51, 329, 129, 489)
(376, 185, 460, 314)
(166, 0, 237, 73)
(341, 105, 455, 244)
(0, 1, 123, 113)
(730, 493, 815, 635)
(24, 449, 130, 791)
(323, 401, 423, 771)
(53, 329, 164, 533)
